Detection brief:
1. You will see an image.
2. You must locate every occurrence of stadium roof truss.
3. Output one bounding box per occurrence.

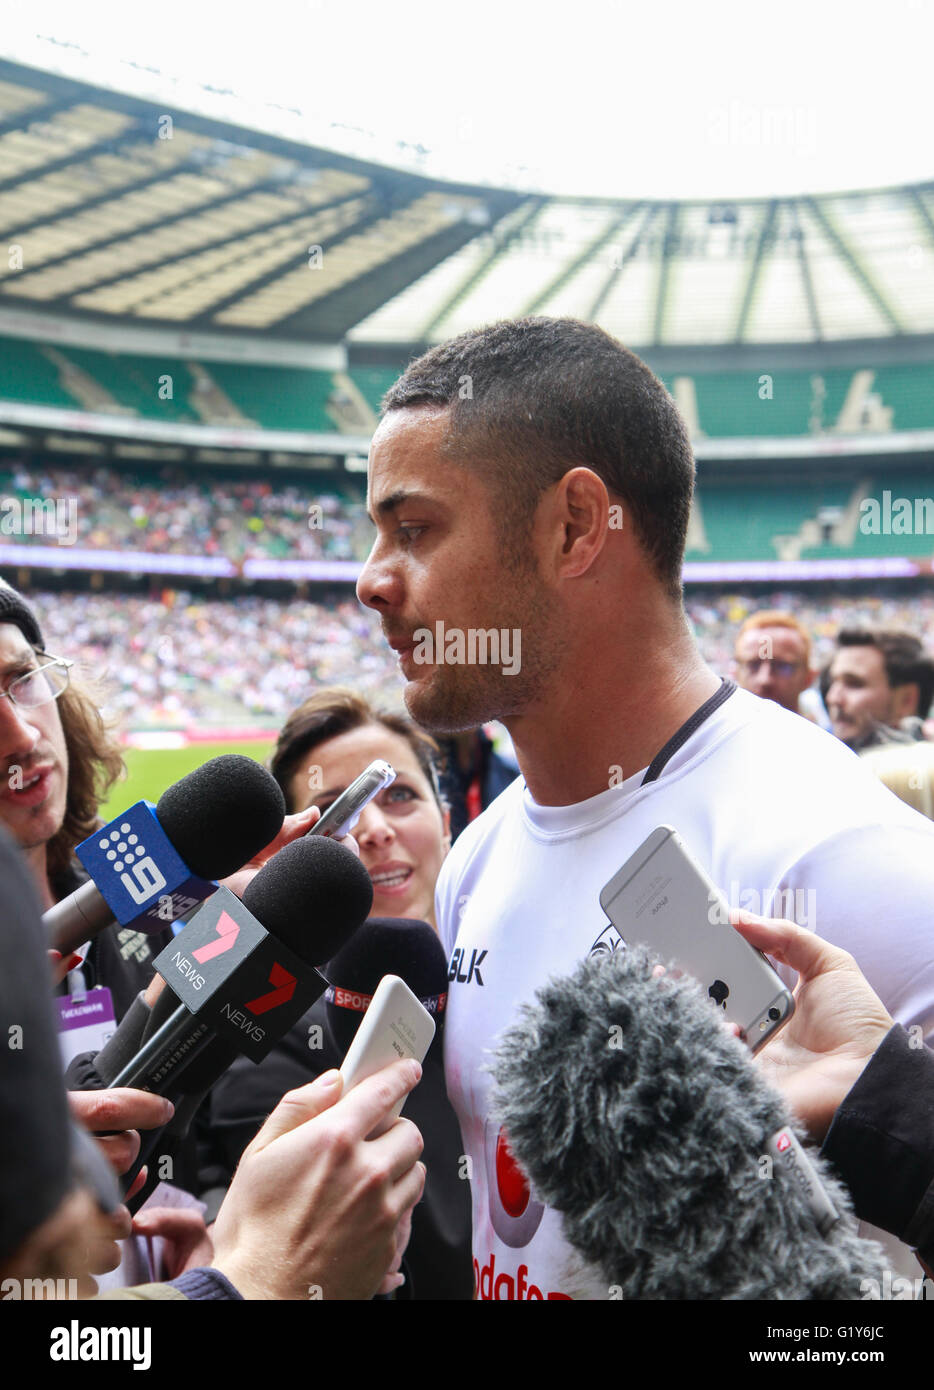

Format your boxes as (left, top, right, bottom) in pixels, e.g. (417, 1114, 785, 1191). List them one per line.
(0, 59, 933, 353)
(0, 60, 522, 342)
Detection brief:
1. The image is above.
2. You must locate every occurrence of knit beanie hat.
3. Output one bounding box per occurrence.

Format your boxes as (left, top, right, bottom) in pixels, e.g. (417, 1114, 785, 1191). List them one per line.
(0, 577, 44, 649)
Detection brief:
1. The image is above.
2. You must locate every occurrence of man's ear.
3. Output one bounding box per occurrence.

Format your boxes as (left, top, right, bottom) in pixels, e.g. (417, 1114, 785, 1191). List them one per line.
(553, 468, 611, 579)
(892, 681, 921, 720)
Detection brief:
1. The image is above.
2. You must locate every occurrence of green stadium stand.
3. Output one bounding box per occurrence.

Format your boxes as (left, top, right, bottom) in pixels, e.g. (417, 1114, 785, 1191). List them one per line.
(349, 366, 406, 414)
(686, 477, 921, 562)
(206, 362, 336, 433)
(670, 369, 860, 438)
(0, 334, 79, 410)
(2, 335, 933, 439)
(57, 346, 200, 422)
(869, 365, 934, 432)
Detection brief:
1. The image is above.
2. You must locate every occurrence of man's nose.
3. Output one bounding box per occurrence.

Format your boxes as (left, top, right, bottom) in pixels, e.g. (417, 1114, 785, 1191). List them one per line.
(0, 697, 39, 763)
(826, 680, 845, 710)
(356, 539, 402, 612)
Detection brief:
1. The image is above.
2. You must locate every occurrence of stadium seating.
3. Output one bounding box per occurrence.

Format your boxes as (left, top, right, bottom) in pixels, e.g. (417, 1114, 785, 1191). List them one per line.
(3, 336, 933, 438)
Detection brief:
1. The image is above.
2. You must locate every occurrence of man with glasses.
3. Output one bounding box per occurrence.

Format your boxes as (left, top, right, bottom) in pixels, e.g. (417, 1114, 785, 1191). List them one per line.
(0, 578, 170, 1016)
(0, 578, 201, 1287)
(732, 610, 819, 720)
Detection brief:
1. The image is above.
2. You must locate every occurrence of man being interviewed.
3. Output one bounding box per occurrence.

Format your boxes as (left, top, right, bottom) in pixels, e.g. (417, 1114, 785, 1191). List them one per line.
(355, 317, 934, 1301)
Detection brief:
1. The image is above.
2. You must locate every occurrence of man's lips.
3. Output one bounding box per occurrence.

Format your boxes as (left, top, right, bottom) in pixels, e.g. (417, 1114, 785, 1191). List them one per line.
(2, 765, 55, 807)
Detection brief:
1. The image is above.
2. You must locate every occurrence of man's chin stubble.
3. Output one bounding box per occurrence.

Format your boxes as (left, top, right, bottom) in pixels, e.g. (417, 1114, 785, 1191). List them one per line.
(403, 665, 515, 735)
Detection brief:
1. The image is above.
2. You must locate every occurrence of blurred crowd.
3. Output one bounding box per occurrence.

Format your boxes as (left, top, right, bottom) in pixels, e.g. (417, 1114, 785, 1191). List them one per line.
(688, 590, 934, 681)
(0, 463, 371, 563)
(19, 585, 934, 730)
(36, 590, 400, 727)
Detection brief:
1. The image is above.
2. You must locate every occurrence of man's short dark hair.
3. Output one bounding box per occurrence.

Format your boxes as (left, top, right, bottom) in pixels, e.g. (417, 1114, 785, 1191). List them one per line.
(381, 317, 695, 601)
(833, 628, 934, 718)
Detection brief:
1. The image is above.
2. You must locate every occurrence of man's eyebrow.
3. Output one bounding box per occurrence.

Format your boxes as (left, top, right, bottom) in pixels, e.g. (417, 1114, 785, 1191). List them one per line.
(0, 656, 35, 675)
(367, 490, 441, 524)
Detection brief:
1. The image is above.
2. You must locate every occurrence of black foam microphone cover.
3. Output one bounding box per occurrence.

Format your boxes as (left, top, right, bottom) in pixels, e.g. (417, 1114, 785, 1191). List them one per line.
(120, 835, 376, 1206)
(241, 835, 374, 962)
(324, 917, 448, 1055)
(156, 753, 286, 881)
(136, 833, 374, 1059)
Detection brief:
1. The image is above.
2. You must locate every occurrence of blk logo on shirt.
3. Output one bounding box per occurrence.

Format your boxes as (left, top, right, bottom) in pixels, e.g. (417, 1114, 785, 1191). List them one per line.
(449, 946, 487, 986)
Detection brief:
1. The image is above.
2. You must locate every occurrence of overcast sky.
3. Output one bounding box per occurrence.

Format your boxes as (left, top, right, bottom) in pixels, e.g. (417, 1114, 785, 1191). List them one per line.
(4, 0, 933, 199)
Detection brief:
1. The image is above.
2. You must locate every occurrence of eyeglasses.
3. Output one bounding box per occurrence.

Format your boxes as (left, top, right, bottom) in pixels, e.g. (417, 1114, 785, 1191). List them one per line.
(738, 659, 802, 679)
(0, 652, 73, 710)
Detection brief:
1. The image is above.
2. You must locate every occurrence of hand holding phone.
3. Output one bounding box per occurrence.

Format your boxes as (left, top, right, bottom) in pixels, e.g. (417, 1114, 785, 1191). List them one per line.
(338, 975, 435, 1137)
(599, 826, 794, 1051)
(308, 760, 396, 840)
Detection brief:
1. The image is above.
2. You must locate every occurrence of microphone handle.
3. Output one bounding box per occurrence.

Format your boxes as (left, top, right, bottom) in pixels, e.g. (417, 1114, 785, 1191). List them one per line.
(45, 879, 115, 955)
(123, 1079, 222, 1209)
(109, 1002, 212, 1091)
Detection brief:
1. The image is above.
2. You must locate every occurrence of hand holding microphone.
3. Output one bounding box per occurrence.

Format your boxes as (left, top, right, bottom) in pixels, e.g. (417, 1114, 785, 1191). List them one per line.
(67, 1087, 175, 1190)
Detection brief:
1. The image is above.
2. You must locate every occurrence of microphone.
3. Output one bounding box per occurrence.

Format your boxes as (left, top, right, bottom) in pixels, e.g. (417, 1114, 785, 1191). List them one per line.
(323, 917, 449, 1058)
(490, 943, 888, 1300)
(106, 835, 374, 1096)
(104, 835, 373, 1203)
(45, 754, 286, 956)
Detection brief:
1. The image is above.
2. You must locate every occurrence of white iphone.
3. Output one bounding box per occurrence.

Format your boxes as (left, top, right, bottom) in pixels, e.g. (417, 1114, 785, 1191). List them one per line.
(338, 974, 436, 1135)
(599, 825, 794, 1052)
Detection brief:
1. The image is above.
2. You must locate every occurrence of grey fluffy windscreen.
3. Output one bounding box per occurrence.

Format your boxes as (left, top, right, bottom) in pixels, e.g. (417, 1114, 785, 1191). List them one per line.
(491, 944, 887, 1300)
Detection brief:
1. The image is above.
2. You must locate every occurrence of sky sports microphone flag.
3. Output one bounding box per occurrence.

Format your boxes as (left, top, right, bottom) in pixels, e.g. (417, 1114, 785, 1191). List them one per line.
(44, 754, 286, 955)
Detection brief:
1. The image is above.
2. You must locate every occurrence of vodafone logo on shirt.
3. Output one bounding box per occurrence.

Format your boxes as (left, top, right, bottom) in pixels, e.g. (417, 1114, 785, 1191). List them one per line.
(474, 1251, 571, 1301)
(484, 1120, 544, 1247)
(475, 1121, 571, 1297)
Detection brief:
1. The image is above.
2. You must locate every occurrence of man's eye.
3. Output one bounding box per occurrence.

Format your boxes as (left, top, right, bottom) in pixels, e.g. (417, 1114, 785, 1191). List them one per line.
(4, 668, 36, 694)
(397, 525, 425, 545)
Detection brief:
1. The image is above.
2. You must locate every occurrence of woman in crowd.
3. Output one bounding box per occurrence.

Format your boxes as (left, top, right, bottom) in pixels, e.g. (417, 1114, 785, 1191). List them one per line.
(199, 688, 473, 1299)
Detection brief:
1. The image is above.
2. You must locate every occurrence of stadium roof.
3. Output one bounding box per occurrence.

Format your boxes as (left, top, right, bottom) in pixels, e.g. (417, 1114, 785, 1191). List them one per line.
(1, 57, 934, 351)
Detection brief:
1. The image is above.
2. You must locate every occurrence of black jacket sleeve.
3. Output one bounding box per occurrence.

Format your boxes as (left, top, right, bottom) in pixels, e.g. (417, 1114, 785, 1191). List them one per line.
(821, 1023, 934, 1267)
